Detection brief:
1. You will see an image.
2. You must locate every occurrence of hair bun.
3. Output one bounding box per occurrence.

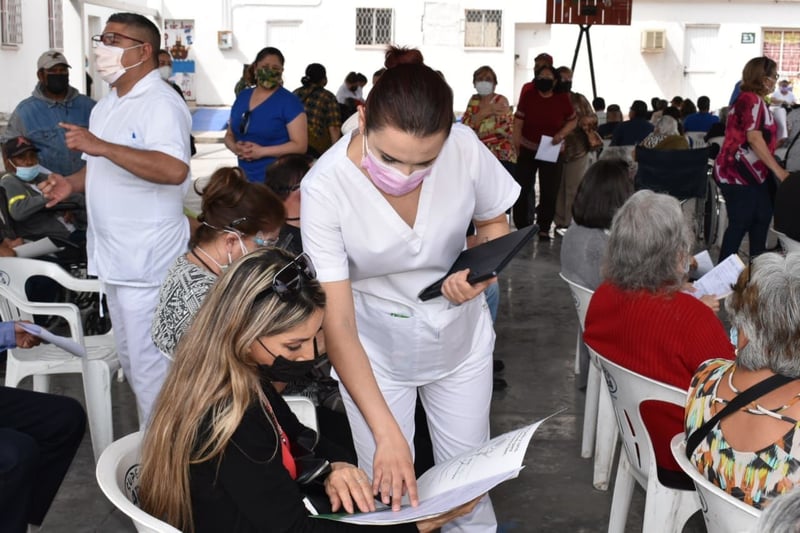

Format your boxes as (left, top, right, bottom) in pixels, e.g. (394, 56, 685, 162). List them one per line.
(384, 46, 424, 69)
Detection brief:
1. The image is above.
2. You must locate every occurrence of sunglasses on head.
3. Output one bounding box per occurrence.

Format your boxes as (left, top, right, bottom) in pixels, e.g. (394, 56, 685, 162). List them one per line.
(255, 252, 317, 302)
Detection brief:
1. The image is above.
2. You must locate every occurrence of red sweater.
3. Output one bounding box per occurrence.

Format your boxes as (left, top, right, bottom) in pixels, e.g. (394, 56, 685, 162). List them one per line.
(583, 282, 735, 474)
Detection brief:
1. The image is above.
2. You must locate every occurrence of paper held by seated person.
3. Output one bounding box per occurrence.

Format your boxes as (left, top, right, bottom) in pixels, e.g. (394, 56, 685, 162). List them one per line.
(692, 253, 745, 299)
(314, 409, 565, 525)
(18, 322, 87, 358)
(534, 135, 562, 163)
(13, 237, 63, 258)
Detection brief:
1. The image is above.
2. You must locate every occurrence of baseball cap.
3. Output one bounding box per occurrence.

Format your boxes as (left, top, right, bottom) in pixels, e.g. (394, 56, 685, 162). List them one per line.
(534, 53, 554, 66)
(3, 136, 40, 159)
(37, 49, 71, 70)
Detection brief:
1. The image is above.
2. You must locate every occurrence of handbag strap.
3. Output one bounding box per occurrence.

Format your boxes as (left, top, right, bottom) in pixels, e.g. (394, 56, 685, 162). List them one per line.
(686, 372, 794, 459)
(784, 126, 800, 163)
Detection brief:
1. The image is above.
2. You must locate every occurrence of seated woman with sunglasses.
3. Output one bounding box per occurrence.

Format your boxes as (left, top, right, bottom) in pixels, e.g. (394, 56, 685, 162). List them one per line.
(151, 166, 285, 357)
(685, 252, 800, 510)
(225, 47, 308, 184)
(140, 248, 478, 533)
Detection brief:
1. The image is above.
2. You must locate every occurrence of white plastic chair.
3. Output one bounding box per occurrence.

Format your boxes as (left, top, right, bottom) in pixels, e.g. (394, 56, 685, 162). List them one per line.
(284, 395, 319, 431)
(558, 273, 592, 376)
(595, 352, 700, 533)
(96, 431, 182, 533)
(0, 257, 119, 462)
(670, 434, 761, 533)
(774, 230, 800, 253)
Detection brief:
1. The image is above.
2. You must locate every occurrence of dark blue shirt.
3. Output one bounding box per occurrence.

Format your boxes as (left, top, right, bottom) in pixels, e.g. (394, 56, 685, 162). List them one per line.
(610, 118, 654, 146)
(683, 112, 719, 133)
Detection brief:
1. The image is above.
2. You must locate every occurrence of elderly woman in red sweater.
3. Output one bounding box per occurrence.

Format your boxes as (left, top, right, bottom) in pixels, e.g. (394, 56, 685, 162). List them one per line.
(583, 190, 735, 488)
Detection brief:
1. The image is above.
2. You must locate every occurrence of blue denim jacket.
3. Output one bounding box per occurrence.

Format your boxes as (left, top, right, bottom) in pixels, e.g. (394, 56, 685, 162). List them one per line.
(3, 84, 95, 176)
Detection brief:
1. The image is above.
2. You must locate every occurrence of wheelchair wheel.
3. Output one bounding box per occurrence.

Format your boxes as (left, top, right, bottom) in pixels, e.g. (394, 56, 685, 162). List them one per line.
(703, 178, 720, 246)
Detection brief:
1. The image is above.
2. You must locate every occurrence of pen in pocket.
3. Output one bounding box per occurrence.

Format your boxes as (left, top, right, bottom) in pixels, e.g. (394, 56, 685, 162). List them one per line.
(389, 312, 410, 318)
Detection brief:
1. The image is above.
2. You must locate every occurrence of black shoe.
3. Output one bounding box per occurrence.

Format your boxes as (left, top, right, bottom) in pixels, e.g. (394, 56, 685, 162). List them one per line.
(493, 359, 505, 373)
(493, 377, 508, 391)
(538, 231, 551, 241)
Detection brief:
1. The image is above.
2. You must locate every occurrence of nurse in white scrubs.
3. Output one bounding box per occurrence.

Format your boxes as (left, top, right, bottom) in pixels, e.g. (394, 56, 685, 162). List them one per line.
(301, 47, 520, 533)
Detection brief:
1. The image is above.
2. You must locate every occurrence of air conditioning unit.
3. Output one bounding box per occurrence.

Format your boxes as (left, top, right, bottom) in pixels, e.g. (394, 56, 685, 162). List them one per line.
(641, 30, 666, 52)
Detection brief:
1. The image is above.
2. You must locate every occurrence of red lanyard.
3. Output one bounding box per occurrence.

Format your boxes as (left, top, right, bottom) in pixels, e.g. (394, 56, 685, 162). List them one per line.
(263, 399, 297, 479)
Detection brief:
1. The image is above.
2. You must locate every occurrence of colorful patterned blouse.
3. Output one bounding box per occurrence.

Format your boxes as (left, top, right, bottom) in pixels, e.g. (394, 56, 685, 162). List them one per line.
(685, 359, 800, 510)
(461, 94, 516, 163)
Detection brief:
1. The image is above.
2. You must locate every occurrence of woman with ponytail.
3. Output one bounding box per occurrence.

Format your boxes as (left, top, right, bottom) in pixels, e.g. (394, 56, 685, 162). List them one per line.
(301, 46, 519, 531)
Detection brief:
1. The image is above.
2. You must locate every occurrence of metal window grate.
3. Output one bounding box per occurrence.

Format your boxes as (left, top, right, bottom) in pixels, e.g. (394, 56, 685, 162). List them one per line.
(48, 0, 63, 49)
(356, 7, 393, 46)
(464, 9, 502, 48)
(1, 0, 22, 45)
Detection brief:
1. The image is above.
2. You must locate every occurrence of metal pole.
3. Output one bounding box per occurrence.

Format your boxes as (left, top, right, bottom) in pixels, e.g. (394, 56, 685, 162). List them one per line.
(585, 24, 597, 100)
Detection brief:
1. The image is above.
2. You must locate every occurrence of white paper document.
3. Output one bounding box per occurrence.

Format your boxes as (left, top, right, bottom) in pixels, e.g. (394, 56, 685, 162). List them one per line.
(692, 250, 715, 277)
(692, 254, 745, 299)
(534, 135, 562, 163)
(18, 322, 86, 358)
(13, 238, 63, 258)
(314, 410, 563, 525)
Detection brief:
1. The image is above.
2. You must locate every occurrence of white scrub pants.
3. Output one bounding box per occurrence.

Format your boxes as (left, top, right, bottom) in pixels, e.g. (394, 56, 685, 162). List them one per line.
(105, 284, 170, 427)
(340, 305, 497, 533)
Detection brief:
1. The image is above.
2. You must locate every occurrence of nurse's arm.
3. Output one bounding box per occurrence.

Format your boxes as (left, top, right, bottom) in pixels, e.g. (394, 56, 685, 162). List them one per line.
(320, 279, 419, 511)
(441, 213, 510, 305)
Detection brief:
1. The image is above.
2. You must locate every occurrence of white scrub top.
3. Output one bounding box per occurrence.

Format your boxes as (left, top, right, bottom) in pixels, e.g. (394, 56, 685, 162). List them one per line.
(301, 124, 520, 382)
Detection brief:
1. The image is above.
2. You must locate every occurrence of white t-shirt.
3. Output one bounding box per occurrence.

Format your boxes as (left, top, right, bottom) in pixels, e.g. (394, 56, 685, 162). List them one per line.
(85, 70, 192, 286)
(773, 88, 797, 106)
(336, 84, 363, 104)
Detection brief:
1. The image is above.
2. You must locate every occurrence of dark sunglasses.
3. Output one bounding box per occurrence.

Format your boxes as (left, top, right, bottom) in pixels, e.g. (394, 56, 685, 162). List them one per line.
(239, 110, 252, 135)
(255, 253, 316, 302)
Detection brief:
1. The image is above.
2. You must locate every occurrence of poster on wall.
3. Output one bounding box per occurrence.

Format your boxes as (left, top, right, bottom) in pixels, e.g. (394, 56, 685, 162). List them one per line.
(163, 19, 196, 101)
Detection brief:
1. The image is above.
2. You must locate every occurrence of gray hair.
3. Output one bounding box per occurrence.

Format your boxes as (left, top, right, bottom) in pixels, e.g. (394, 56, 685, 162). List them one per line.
(599, 146, 637, 178)
(654, 115, 679, 136)
(757, 486, 800, 533)
(726, 252, 800, 377)
(603, 190, 692, 292)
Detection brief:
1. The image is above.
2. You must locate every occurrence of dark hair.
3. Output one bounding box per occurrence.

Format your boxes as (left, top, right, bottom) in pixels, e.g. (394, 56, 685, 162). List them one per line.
(254, 47, 285, 66)
(606, 104, 621, 113)
(301, 63, 326, 86)
(630, 100, 648, 118)
(534, 64, 556, 78)
(592, 97, 606, 111)
(680, 98, 697, 118)
(355, 73, 367, 85)
(192, 167, 285, 247)
(158, 49, 171, 58)
(650, 97, 660, 109)
(670, 96, 684, 106)
(265, 154, 313, 200)
(373, 68, 386, 79)
(107, 12, 160, 66)
(741, 56, 777, 95)
(363, 46, 453, 137)
(555, 65, 572, 78)
(345, 72, 359, 84)
(572, 159, 633, 229)
(472, 65, 497, 84)
(697, 96, 710, 112)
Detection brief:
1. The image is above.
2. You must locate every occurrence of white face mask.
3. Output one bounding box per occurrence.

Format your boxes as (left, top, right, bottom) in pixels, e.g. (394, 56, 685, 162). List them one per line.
(475, 81, 494, 96)
(94, 42, 144, 85)
(158, 65, 172, 81)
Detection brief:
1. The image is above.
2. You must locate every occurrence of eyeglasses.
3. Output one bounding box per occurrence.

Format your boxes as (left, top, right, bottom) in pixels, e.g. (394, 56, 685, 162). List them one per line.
(239, 110, 252, 135)
(252, 231, 278, 247)
(254, 252, 317, 302)
(91, 32, 144, 47)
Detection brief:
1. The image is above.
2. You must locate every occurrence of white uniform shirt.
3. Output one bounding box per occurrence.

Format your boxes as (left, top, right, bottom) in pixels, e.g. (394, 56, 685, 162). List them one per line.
(85, 70, 192, 287)
(301, 124, 519, 379)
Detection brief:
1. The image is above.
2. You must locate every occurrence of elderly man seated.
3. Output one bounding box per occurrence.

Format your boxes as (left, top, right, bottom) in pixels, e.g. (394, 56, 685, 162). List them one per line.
(584, 190, 734, 489)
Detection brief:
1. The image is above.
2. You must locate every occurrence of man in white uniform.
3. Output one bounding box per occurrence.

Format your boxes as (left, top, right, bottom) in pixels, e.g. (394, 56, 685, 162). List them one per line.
(40, 12, 192, 424)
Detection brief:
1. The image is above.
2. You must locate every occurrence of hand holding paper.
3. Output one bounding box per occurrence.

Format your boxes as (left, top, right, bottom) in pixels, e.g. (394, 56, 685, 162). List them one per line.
(18, 322, 86, 357)
(535, 135, 562, 163)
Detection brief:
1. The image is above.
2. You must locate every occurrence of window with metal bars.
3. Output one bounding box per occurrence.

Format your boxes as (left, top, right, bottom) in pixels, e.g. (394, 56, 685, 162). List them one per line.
(464, 9, 502, 48)
(48, 0, 63, 49)
(763, 29, 800, 77)
(355, 7, 392, 46)
(1, 0, 22, 45)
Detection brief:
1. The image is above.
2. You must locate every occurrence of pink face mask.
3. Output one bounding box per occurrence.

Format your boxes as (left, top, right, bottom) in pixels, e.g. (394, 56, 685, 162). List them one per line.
(361, 134, 432, 196)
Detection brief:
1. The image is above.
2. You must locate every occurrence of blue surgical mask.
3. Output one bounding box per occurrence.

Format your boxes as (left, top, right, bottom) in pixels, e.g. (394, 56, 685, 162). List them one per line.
(13, 164, 40, 182)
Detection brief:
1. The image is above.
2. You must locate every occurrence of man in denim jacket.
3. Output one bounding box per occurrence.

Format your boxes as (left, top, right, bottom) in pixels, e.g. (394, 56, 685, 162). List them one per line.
(1, 50, 95, 176)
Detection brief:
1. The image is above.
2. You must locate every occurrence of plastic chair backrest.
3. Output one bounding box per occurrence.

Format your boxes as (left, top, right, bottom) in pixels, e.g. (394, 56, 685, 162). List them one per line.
(285, 395, 318, 432)
(774, 230, 800, 253)
(670, 434, 761, 533)
(558, 273, 594, 328)
(635, 146, 710, 200)
(96, 432, 183, 533)
(593, 350, 687, 483)
(686, 132, 708, 149)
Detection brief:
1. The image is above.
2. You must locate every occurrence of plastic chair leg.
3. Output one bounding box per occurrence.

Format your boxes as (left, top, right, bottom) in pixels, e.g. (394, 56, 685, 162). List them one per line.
(32, 374, 50, 393)
(643, 476, 699, 533)
(82, 361, 114, 463)
(574, 331, 581, 374)
(3, 359, 23, 388)
(607, 453, 636, 533)
(593, 383, 618, 491)
(581, 360, 601, 458)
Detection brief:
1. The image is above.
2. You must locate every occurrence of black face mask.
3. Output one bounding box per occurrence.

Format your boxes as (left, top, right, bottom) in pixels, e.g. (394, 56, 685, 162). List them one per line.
(555, 80, 572, 93)
(45, 74, 69, 95)
(535, 78, 555, 92)
(259, 356, 320, 383)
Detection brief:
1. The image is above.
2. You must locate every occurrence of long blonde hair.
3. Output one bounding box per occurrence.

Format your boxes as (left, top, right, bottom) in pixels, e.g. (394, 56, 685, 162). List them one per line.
(139, 248, 325, 532)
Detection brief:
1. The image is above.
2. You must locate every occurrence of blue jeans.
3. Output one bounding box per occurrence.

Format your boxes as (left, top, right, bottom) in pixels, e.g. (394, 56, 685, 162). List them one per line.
(484, 282, 499, 323)
(718, 180, 773, 260)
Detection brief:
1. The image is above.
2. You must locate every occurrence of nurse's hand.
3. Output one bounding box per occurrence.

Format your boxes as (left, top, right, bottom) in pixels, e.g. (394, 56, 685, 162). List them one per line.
(373, 430, 418, 511)
(441, 269, 496, 306)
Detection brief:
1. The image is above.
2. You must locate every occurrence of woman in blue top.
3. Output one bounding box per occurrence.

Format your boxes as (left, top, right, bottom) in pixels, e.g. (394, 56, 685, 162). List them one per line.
(225, 47, 308, 183)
